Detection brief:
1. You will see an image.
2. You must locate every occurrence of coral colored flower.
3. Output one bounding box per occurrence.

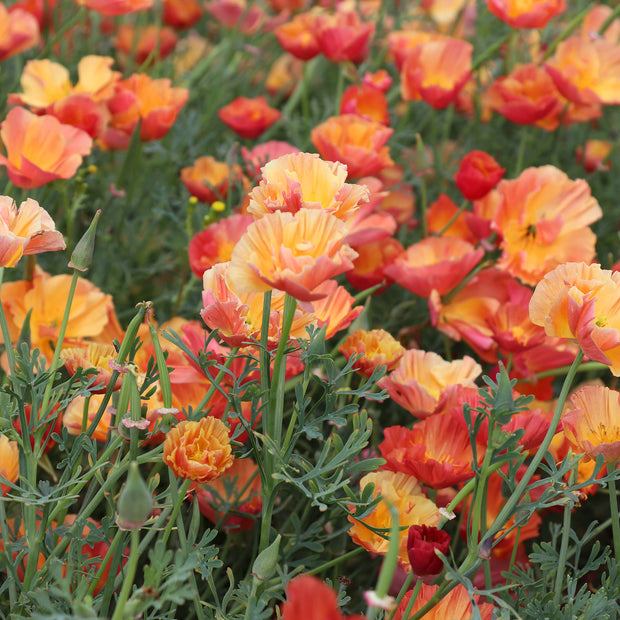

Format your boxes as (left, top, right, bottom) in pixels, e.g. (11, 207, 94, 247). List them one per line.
(241, 140, 300, 179)
(0, 107, 92, 189)
(363, 69, 392, 93)
(576, 140, 613, 173)
(378, 349, 481, 418)
(274, 11, 321, 60)
(204, 0, 263, 34)
(346, 237, 404, 292)
(114, 24, 179, 66)
(281, 575, 367, 620)
(492, 166, 602, 286)
(545, 37, 620, 106)
(400, 38, 473, 110)
(63, 394, 112, 441)
(393, 583, 494, 620)
(195, 458, 262, 531)
(0, 5, 39, 61)
(218, 96, 282, 140)
(229, 209, 358, 303)
(386, 236, 484, 299)
(348, 470, 440, 568)
(455, 150, 505, 201)
(314, 10, 374, 64)
(310, 279, 362, 339)
(340, 84, 390, 125)
(101, 73, 188, 149)
(339, 329, 405, 377)
(163, 416, 234, 483)
(487, 300, 546, 355)
(73, 0, 152, 16)
(0, 435, 19, 496)
(189, 214, 253, 278)
(248, 152, 369, 222)
(0, 196, 65, 268)
(181, 156, 247, 204)
(427, 194, 476, 243)
(163, 0, 203, 29)
(62, 343, 123, 393)
(311, 114, 394, 179)
(484, 64, 564, 131)
(379, 410, 480, 488)
(486, 0, 566, 29)
(407, 525, 451, 577)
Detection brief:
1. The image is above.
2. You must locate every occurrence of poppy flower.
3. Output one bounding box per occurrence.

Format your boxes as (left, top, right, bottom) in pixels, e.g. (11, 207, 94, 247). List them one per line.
(576, 140, 613, 173)
(274, 11, 321, 60)
(0, 435, 19, 496)
(407, 525, 451, 577)
(0, 5, 39, 61)
(73, 0, 153, 16)
(240, 140, 300, 179)
(486, 0, 566, 29)
(218, 96, 282, 139)
(340, 84, 390, 125)
(455, 150, 505, 201)
(181, 156, 247, 204)
(62, 342, 123, 393)
(339, 329, 405, 378)
(314, 10, 374, 64)
(113, 24, 179, 66)
(163, 0, 203, 29)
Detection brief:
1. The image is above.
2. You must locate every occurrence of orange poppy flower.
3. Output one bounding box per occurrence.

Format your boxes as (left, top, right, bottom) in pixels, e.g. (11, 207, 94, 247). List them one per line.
(62, 342, 123, 393)
(163, 0, 203, 29)
(348, 470, 440, 568)
(73, 0, 153, 16)
(340, 84, 390, 125)
(385, 236, 484, 298)
(486, 0, 566, 29)
(163, 416, 234, 484)
(346, 237, 404, 292)
(63, 394, 112, 441)
(195, 458, 262, 531)
(427, 194, 476, 243)
(455, 150, 505, 201)
(0, 435, 19, 496)
(218, 96, 282, 140)
(378, 349, 481, 418)
(339, 328, 405, 378)
(248, 152, 369, 222)
(181, 156, 247, 204)
(114, 24, 179, 66)
(492, 166, 602, 286)
(311, 114, 394, 179)
(309, 278, 362, 339)
(228, 209, 358, 303)
(581, 5, 620, 44)
(393, 583, 494, 620)
(204, 0, 263, 34)
(0, 196, 65, 268)
(0, 5, 39, 61)
(0, 107, 92, 189)
(576, 140, 613, 173)
(400, 38, 473, 110)
(274, 11, 321, 60)
(314, 10, 374, 64)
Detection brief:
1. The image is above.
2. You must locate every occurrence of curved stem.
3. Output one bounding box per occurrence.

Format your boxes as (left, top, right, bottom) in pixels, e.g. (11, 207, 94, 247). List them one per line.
(110, 529, 140, 620)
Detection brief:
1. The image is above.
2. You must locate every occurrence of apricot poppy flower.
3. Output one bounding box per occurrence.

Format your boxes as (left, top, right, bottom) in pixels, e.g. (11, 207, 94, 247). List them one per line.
(229, 209, 358, 303)
(114, 24, 179, 66)
(62, 343, 123, 393)
(0, 196, 65, 268)
(348, 470, 440, 568)
(311, 114, 394, 179)
(346, 237, 404, 292)
(274, 11, 321, 60)
(248, 152, 369, 222)
(218, 96, 282, 140)
(0, 435, 19, 496)
(340, 84, 390, 126)
(0, 5, 39, 61)
(339, 329, 405, 378)
(281, 575, 367, 620)
(63, 394, 112, 441)
(311, 279, 362, 339)
(576, 140, 613, 173)
(427, 194, 476, 243)
(204, 0, 263, 34)
(455, 150, 505, 201)
(181, 156, 247, 204)
(314, 10, 375, 64)
(163, 416, 234, 484)
(0, 107, 92, 189)
(486, 0, 566, 29)
(74, 0, 153, 16)
(492, 166, 602, 286)
(163, 0, 203, 29)
(378, 349, 482, 418)
(241, 141, 300, 179)
(385, 236, 484, 299)
(400, 38, 473, 110)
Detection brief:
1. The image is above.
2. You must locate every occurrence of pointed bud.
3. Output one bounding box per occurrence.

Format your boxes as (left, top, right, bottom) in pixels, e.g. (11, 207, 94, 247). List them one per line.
(68, 210, 101, 272)
(116, 462, 153, 531)
(252, 535, 281, 581)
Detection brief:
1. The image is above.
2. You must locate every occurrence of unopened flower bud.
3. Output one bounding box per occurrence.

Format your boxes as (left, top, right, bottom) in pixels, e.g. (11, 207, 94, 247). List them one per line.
(69, 209, 101, 272)
(117, 461, 153, 531)
(252, 534, 281, 582)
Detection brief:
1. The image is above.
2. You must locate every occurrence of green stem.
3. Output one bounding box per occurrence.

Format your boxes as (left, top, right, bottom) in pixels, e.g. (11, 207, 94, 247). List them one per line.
(608, 461, 620, 564)
(0, 267, 16, 385)
(110, 529, 140, 620)
(162, 476, 192, 546)
(542, 4, 598, 61)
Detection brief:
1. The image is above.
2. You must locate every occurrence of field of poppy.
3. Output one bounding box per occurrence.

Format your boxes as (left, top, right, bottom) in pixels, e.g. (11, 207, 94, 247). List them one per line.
(1, 0, 620, 618)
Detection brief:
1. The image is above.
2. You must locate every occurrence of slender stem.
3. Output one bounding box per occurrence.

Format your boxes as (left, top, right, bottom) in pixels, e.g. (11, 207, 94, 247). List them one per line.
(0, 267, 16, 384)
(162, 476, 192, 546)
(306, 547, 365, 575)
(110, 529, 140, 620)
(608, 461, 620, 564)
(398, 579, 422, 620)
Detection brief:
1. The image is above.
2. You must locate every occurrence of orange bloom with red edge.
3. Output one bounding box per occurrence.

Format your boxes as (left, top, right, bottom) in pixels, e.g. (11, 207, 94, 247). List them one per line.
(281, 575, 367, 620)
(348, 470, 440, 568)
(400, 38, 473, 110)
(101, 73, 188, 149)
(204, 0, 263, 34)
(545, 37, 620, 106)
(310, 279, 362, 339)
(427, 194, 476, 243)
(163, 416, 234, 484)
(314, 10, 374, 64)
(455, 150, 505, 201)
(486, 0, 566, 29)
(340, 84, 390, 125)
(0, 196, 65, 268)
(378, 349, 482, 418)
(385, 236, 484, 298)
(73, 0, 152, 16)
(189, 214, 253, 278)
(218, 96, 282, 140)
(339, 329, 405, 378)
(181, 156, 247, 204)
(529, 262, 620, 375)
(0, 435, 19, 496)
(62, 343, 123, 393)
(492, 166, 602, 286)
(380, 410, 480, 488)
(114, 24, 179, 66)
(63, 394, 112, 441)
(393, 583, 494, 620)
(346, 237, 404, 292)
(274, 11, 321, 60)
(576, 140, 613, 173)
(0, 107, 92, 189)
(311, 114, 394, 179)
(195, 458, 262, 531)
(248, 152, 369, 222)
(229, 209, 357, 303)
(163, 0, 203, 29)
(0, 5, 39, 61)
(484, 64, 564, 131)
